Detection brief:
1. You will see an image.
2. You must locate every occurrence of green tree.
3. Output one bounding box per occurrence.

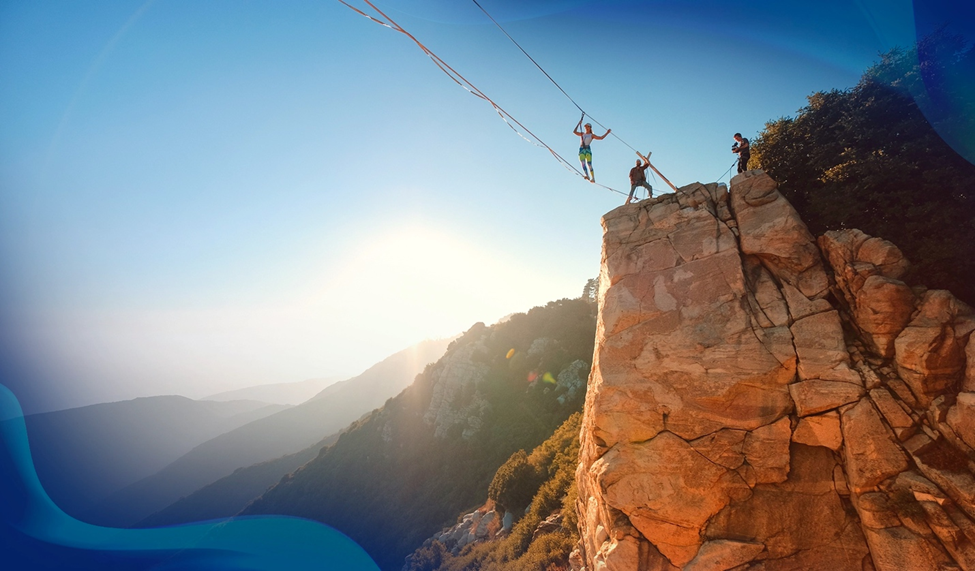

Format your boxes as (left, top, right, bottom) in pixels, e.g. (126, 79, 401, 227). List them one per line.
(406, 541, 447, 571)
(865, 28, 975, 164)
(488, 449, 542, 515)
(753, 32, 975, 304)
(414, 413, 583, 571)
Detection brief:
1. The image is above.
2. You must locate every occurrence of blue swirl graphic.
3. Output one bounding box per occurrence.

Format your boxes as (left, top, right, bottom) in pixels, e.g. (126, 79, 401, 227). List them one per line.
(0, 384, 379, 571)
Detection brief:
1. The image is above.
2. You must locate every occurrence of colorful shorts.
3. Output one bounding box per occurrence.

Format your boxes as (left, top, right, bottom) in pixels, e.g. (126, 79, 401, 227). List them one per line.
(579, 146, 592, 162)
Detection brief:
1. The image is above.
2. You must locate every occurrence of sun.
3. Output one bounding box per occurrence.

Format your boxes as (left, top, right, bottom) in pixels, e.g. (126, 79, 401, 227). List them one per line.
(306, 224, 570, 345)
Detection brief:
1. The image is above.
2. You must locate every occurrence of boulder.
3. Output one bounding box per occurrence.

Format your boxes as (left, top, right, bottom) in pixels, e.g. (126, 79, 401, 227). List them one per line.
(781, 283, 832, 321)
(591, 432, 750, 567)
(915, 500, 975, 571)
(946, 392, 975, 450)
(840, 399, 909, 492)
(852, 275, 917, 358)
(530, 512, 562, 542)
(886, 378, 919, 409)
(965, 336, 975, 392)
(793, 411, 842, 450)
(894, 290, 975, 407)
(818, 230, 916, 358)
(590, 535, 643, 571)
(907, 436, 975, 521)
(690, 429, 747, 470)
(741, 417, 792, 485)
(791, 310, 861, 383)
(854, 492, 902, 529)
(730, 170, 828, 299)
(591, 534, 679, 571)
(743, 255, 791, 327)
(683, 539, 765, 571)
(869, 388, 916, 441)
(861, 526, 954, 571)
(705, 445, 869, 569)
(857, 236, 911, 279)
(789, 380, 864, 417)
(818, 229, 910, 301)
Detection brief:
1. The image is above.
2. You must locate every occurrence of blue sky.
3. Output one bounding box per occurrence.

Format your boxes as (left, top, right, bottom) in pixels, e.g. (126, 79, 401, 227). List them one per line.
(0, 0, 961, 413)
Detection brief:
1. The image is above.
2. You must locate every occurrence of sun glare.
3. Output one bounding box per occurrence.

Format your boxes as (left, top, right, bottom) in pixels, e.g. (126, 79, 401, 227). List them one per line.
(308, 225, 570, 343)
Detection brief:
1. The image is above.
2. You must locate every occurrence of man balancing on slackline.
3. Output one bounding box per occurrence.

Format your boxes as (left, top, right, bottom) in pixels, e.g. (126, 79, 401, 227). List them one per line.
(573, 116, 610, 183)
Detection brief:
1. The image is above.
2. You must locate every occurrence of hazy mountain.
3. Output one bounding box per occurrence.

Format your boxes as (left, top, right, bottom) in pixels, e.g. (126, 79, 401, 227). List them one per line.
(24, 396, 288, 518)
(203, 376, 345, 406)
(87, 337, 453, 527)
(242, 299, 596, 570)
(137, 435, 331, 528)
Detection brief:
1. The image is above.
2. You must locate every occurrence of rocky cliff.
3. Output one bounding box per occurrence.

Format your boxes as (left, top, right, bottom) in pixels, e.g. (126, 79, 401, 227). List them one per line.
(576, 171, 975, 570)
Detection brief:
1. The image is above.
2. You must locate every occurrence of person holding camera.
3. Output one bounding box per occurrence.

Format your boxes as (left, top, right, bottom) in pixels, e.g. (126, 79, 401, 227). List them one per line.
(732, 133, 750, 173)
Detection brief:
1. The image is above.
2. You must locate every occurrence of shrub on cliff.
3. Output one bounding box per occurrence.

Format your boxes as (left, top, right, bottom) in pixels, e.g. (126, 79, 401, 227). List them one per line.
(410, 413, 582, 571)
(489, 450, 543, 515)
(753, 30, 975, 304)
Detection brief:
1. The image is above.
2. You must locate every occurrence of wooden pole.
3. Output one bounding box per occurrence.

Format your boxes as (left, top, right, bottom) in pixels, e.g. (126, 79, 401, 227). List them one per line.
(636, 151, 678, 193)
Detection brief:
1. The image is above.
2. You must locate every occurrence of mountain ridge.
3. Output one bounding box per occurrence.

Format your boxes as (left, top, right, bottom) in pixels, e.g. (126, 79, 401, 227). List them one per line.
(85, 337, 453, 527)
(203, 376, 345, 405)
(24, 395, 288, 518)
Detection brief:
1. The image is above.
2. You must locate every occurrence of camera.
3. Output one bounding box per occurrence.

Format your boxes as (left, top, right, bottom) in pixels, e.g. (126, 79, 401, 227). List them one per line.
(731, 143, 740, 152)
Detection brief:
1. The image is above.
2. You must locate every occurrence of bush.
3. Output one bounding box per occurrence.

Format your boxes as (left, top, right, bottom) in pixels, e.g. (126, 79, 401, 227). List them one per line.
(418, 414, 582, 570)
(488, 450, 543, 515)
(753, 31, 975, 304)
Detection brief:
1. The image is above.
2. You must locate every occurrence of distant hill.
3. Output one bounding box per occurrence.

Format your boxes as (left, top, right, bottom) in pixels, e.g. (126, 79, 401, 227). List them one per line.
(140, 409, 382, 528)
(138, 434, 332, 528)
(242, 299, 596, 571)
(203, 376, 345, 405)
(24, 397, 288, 518)
(86, 337, 453, 527)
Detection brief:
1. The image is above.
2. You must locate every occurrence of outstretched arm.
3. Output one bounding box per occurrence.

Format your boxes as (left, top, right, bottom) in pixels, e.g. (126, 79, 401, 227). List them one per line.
(573, 117, 584, 136)
(592, 129, 611, 140)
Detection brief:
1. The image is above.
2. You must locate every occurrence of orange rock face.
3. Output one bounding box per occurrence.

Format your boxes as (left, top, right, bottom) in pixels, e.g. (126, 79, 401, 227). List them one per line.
(575, 171, 975, 570)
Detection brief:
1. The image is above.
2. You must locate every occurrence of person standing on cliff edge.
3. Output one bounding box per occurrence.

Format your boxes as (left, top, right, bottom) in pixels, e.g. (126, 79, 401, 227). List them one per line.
(574, 116, 610, 183)
(732, 133, 750, 173)
(625, 157, 653, 204)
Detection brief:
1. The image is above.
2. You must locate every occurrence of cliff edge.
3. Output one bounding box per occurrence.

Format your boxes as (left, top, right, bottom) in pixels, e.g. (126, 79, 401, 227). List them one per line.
(576, 170, 975, 570)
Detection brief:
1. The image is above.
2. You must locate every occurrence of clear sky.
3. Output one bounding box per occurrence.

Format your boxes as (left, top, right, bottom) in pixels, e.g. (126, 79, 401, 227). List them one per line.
(0, 0, 961, 413)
